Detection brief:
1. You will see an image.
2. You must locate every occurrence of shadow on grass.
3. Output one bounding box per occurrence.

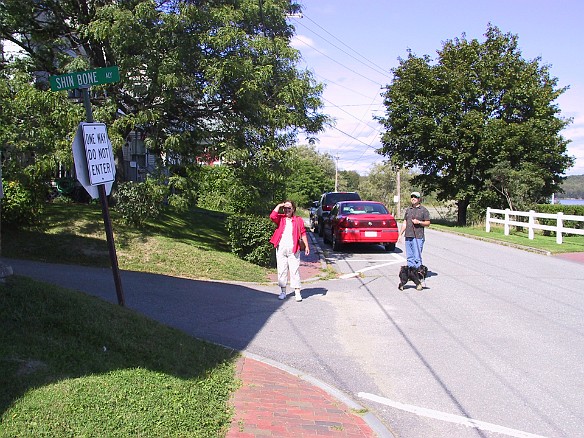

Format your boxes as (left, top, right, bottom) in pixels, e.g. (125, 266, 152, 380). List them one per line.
(0, 259, 304, 423)
(0, 276, 242, 415)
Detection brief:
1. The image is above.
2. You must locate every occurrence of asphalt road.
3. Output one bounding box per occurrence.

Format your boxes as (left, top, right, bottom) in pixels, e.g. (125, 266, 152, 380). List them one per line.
(4, 229, 584, 437)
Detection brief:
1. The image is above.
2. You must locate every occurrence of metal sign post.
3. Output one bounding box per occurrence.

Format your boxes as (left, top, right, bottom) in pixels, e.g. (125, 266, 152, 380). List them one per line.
(50, 67, 125, 306)
(81, 88, 125, 306)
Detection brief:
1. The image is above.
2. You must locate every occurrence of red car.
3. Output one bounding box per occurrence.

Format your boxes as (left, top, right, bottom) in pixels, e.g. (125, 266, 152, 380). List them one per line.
(322, 201, 399, 251)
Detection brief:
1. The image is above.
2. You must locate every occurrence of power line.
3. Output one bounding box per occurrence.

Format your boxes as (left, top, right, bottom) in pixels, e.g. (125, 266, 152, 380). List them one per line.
(299, 13, 391, 79)
(329, 125, 378, 149)
(294, 37, 383, 86)
(292, 18, 389, 79)
(322, 97, 381, 128)
(313, 72, 382, 100)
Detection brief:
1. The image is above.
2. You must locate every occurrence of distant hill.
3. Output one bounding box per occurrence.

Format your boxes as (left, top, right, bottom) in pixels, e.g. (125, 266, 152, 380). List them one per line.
(558, 174, 584, 199)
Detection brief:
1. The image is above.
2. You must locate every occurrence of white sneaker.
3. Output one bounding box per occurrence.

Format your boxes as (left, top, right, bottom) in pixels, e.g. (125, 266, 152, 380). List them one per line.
(294, 290, 302, 302)
(278, 291, 286, 300)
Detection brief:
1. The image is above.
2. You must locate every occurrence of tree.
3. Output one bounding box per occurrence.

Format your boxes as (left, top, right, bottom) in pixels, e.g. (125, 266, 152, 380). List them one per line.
(377, 25, 574, 225)
(338, 170, 360, 192)
(0, 66, 84, 216)
(1, 0, 327, 201)
(285, 145, 334, 206)
(487, 161, 547, 211)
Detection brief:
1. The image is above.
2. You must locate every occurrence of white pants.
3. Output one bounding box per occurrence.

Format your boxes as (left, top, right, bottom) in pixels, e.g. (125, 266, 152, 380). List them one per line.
(276, 246, 301, 289)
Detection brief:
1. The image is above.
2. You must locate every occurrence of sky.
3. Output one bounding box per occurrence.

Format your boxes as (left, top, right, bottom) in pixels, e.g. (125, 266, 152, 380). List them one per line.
(289, 0, 584, 176)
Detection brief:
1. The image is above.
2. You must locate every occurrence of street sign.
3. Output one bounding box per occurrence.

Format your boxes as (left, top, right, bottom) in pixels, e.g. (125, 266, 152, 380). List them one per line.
(49, 66, 120, 91)
(72, 123, 115, 199)
(82, 123, 115, 185)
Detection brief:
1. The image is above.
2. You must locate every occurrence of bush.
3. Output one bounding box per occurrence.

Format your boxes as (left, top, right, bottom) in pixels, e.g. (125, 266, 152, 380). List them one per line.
(0, 179, 42, 228)
(535, 204, 584, 236)
(226, 214, 276, 267)
(113, 179, 167, 227)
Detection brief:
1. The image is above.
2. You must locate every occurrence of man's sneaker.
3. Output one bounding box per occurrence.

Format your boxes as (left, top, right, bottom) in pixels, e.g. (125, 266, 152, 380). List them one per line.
(278, 291, 286, 300)
(398, 284, 404, 291)
(416, 283, 423, 291)
(294, 290, 303, 302)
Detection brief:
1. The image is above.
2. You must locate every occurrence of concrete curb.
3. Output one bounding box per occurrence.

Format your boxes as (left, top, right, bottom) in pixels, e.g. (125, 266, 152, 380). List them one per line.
(306, 227, 328, 270)
(242, 351, 396, 438)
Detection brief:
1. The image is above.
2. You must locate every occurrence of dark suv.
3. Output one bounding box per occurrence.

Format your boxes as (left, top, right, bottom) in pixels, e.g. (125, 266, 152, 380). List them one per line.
(316, 191, 361, 236)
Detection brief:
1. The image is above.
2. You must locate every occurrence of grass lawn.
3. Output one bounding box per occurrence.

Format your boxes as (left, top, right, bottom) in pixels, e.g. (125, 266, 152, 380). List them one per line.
(0, 276, 238, 437)
(431, 222, 584, 254)
(1, 203, 273, 282)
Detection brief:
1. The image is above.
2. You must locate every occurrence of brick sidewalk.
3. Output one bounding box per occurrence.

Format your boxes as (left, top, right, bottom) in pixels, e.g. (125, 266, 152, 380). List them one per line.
(227, 356, 378, 437)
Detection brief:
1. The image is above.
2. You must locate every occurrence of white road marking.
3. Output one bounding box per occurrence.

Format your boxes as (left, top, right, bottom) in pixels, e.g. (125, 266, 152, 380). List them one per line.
(357, 393, 547, 438)
(338, 253, 405, 279)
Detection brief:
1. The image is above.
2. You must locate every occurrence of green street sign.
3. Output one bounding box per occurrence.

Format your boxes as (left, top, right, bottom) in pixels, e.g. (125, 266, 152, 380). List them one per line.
(49, 66, 120, 91)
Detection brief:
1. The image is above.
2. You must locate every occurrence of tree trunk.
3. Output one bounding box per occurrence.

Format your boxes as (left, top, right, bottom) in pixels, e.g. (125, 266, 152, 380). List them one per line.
(457, 198, 469, 226)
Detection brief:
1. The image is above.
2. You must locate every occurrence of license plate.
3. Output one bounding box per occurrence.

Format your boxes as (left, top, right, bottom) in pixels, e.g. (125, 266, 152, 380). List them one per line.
(364, 231, 377, 237)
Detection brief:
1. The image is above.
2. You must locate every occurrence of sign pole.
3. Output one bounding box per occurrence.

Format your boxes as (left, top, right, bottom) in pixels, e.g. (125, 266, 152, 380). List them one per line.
(81, 88, 125, 306)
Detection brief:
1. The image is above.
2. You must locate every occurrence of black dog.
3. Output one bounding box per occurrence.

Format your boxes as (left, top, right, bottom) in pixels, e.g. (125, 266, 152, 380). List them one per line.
(398, 265, 428, 291)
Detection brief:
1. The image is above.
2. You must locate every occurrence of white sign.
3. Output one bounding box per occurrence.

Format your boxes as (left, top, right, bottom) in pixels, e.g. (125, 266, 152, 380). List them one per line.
(72, 123, 115, 199)
(82, 123, 115, 185)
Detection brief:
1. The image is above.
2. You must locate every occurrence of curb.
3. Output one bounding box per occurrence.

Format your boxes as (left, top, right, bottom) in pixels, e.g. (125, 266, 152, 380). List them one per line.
(241, 351, 396, 438)
(306, 227, 329, 270)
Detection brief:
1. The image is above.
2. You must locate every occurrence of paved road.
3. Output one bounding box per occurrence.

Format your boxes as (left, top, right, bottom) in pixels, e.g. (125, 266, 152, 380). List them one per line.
(4, 229, 584, 437)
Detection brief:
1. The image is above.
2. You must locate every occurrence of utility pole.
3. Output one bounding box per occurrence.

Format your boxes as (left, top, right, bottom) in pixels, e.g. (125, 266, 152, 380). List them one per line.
(334, 155, 339, 191)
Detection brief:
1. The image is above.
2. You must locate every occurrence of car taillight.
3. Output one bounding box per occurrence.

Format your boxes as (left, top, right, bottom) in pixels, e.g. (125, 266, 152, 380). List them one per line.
(381, 218, 398, 227)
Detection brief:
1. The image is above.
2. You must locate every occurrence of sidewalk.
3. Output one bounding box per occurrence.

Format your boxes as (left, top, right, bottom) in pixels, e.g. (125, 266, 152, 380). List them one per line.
(227, 354, 388, 437)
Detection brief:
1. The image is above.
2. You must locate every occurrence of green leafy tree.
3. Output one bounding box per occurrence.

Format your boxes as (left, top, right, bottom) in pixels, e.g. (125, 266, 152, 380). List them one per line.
(0, 67, 84, 225)
(285, 145, 334, 206)
(358, 163, 396, 205)
(487, 161, 547, 211)
(377, 25, 573, 225)
(1, 0, 327, 204)
(338, 170, 360, 192)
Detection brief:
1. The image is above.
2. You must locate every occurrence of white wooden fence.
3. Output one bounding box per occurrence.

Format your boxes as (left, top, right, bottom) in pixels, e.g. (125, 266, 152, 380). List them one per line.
(486, 207, 584, 244)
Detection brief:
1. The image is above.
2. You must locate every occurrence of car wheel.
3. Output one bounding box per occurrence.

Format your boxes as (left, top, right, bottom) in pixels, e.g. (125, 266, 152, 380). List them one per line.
(385, 243, 396, 252)
(332, 230, 342, 251)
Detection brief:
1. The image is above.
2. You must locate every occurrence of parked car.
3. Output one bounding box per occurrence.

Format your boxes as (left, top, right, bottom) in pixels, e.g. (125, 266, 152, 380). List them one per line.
(316, 191, 361, 236)
(309, 200, 319, 230)
(322, 200, 399, 251)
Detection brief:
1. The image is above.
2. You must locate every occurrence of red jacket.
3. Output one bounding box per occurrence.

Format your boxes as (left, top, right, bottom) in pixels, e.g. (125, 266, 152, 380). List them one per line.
(269, 211, 306, 253)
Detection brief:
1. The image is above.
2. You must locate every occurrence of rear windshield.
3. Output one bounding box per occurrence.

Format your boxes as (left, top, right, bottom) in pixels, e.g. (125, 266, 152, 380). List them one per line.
(325, 192, 360, 206)
(340, 203, 389, 214)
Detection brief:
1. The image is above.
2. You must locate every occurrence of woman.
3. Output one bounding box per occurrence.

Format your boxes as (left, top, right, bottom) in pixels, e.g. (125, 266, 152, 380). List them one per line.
(269, 200, 310, 301)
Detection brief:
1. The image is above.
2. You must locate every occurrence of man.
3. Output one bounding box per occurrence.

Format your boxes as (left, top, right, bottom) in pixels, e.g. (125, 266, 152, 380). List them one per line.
(399, 192, 430, 290)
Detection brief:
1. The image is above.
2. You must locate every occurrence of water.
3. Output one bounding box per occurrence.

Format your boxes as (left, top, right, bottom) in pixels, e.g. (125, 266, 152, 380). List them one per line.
(558, 199, 584, 205)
